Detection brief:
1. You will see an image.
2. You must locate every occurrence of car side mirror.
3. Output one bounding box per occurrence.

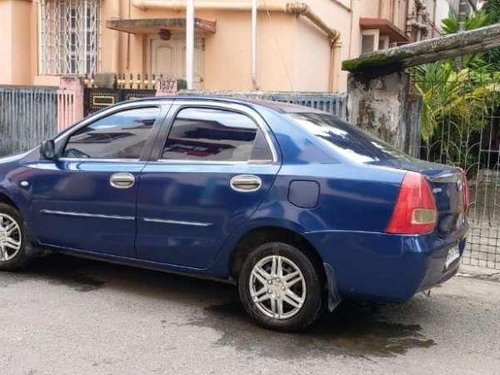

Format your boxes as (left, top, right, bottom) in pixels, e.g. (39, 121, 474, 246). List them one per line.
(40, 140, 57, 161)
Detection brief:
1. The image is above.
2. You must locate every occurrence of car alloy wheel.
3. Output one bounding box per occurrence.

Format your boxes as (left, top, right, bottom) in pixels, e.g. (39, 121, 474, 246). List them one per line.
(0, 213, 22, 262)
(249, 255, 307, 320)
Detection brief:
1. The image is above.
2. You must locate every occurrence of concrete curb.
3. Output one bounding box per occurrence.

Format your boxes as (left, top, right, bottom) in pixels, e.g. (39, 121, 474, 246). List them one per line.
(458, 264, 500, 283)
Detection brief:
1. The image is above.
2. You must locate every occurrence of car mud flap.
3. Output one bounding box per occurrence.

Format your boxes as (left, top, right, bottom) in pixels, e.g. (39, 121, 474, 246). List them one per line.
(323, 263, 341, 312)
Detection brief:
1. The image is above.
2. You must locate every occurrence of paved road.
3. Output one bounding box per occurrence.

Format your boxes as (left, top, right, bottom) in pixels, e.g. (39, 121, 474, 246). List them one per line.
(0, 254, 499, 375)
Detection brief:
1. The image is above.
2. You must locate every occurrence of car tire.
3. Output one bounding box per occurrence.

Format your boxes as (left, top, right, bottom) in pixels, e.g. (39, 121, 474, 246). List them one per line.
(238, 242, 323, 332)
(0, 203, 29, 271)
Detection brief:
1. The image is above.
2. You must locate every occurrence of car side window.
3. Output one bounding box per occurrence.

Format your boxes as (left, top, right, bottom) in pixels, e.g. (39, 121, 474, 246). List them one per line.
(62, 107, 159, 159)
(161, 108, 273, 162)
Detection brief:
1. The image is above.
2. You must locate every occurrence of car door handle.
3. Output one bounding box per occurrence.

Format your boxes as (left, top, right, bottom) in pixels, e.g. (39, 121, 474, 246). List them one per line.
(110, 173, 135, 189)
(230, 175, 262, 192)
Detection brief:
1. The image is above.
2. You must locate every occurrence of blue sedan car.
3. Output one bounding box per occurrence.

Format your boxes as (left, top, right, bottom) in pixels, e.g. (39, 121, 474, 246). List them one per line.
(0, 97, 468, 331)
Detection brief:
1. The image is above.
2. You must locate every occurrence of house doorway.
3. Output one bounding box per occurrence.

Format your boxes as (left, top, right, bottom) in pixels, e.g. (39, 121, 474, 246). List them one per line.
(147, 34, 205, 89)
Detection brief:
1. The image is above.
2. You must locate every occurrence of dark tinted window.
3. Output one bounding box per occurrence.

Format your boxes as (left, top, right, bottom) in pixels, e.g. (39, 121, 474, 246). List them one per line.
(162, 108, 273, 162)
(289, 112, 408, 163)
(62, 107, 158, 159)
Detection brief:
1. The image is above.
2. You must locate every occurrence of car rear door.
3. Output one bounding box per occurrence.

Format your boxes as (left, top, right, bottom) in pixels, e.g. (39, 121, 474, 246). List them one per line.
(30, 103, 169, 257)
(135, 101, 280, 268)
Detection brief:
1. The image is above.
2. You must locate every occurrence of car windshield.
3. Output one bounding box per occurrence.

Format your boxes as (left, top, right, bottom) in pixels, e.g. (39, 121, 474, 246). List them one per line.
(288, 112, 410, 163)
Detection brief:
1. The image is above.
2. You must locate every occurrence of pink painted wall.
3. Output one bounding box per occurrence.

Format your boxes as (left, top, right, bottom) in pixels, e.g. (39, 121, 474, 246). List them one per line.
(0, 1, 14, 84)
(57, 77, 85, 130)
(0, 0, 34, 85)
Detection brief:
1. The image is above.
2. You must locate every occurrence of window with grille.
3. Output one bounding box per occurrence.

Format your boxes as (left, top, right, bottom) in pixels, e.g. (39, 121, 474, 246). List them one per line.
(40, 0, 100, 75)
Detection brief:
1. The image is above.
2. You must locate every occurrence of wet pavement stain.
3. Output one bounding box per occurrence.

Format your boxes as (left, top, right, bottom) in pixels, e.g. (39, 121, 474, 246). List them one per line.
(188, 299, 436, 359)
(1, 252, 234, 300)
(21, 254, 105, 292)
(0, 253, 435, 359)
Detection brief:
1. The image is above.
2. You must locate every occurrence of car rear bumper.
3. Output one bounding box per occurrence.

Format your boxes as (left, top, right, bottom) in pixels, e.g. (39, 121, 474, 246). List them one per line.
(305, 223, 468, 302)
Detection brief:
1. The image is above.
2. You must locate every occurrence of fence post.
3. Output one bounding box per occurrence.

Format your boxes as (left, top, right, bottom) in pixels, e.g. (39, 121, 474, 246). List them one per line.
(57, 77, 85, 131)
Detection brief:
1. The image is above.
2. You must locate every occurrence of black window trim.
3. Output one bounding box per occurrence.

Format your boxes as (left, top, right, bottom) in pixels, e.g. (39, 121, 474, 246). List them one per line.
(151, 103, 278, 165)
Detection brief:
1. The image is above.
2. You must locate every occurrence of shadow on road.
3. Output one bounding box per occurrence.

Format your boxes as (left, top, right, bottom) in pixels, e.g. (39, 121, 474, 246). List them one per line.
(8, 253, 436, 359)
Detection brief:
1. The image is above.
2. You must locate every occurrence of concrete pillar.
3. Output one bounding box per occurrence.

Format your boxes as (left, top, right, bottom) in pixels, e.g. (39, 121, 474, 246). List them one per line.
(342, 24, 500, 155)
(347, 70, 420, 155)
(57, 77, 85, 130)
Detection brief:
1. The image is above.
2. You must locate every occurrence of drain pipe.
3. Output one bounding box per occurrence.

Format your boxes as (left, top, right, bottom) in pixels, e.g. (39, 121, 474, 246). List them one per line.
(186, 0, 195, 90)
(251, 0, 258, 89)
(285, 3, 341, 91)
(132, 0, 283, 11)
(132, 1, 341, 90)
(132, 0, 339, 41)
(285, 3, 340, 42)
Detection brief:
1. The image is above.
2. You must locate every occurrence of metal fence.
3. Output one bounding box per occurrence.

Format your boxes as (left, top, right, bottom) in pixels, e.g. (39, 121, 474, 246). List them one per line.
(84, 87, 156, 116)
(412, 67, 500, 269)
(182, 91, 348, 120)
(0, 86, 59, 157)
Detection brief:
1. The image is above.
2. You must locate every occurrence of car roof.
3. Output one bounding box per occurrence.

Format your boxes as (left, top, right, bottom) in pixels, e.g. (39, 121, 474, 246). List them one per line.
(127, 95, 325, 114)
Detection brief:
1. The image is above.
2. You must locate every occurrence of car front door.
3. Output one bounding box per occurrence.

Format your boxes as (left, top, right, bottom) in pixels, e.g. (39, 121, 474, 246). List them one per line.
(136, 102, 280, 269)
(30, 104, 167, 257)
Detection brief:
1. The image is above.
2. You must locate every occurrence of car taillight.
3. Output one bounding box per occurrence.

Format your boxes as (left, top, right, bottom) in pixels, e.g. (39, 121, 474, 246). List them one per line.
(386, 172, 437, 235)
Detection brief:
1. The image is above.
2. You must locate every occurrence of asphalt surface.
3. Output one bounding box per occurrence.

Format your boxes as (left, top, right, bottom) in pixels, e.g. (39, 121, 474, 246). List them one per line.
(0, 254, 499, 375)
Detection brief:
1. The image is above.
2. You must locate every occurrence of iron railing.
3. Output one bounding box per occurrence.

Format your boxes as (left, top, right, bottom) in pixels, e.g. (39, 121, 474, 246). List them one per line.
(0, 86, 59, 157)
(182, 91, 348, 120)
(412, 68, 500, 270)
(40, 0, 101, 75)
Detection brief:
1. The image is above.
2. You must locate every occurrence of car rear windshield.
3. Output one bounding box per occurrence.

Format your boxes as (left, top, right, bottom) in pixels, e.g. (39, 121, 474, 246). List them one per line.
(288, 112, 409, 163)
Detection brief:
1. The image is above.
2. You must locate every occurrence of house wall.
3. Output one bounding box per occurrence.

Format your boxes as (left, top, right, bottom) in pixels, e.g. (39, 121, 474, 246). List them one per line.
(349, 0, 363, 59)
(97, 0, 352, 92)
(0, 0, 33, 85)
(358, 0, 408, 33)
(435, 0, 452, 27)
(0, 0, 426, 93)
(358, 0, 379, 18)
(293, 0, 356, 91)
(293, 17, 331, 92)
(99, 5, 298, 91)
(0, 1, 14, 85)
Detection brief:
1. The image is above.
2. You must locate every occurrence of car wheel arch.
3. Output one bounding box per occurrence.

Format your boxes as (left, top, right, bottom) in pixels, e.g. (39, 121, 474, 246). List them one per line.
(229, 225, 326, 285)
(0, 189, 37, 244)
(0, 191, 19, 211)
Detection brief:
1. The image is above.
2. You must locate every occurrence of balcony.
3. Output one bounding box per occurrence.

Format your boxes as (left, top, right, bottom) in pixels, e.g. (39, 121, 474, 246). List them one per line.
(359, 0, 409, 50)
